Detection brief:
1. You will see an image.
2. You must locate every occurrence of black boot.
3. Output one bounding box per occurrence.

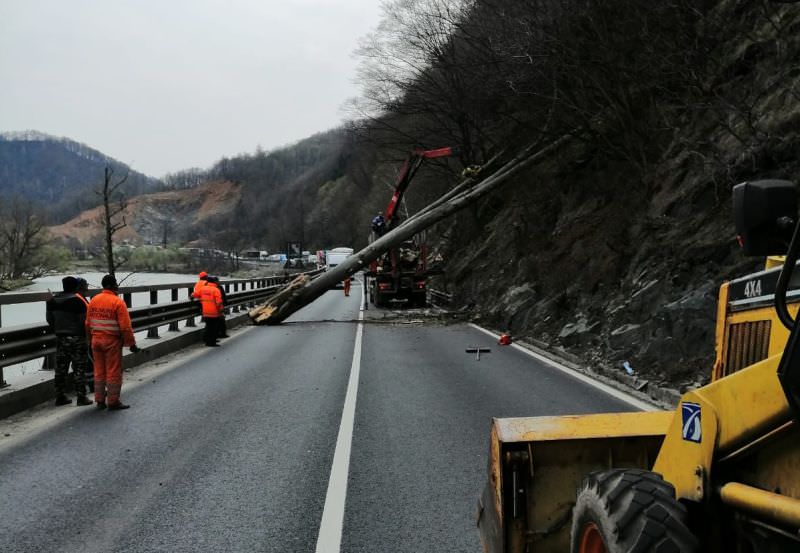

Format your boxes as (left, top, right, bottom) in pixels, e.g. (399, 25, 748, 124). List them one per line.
(55, 394, 72, 406)
(76, 395, 93, 406)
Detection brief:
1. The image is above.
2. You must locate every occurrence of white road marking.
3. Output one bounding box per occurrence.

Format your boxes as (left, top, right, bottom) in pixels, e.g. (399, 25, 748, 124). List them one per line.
(468, 323, 657, 411)
(315, 280, 365, 552)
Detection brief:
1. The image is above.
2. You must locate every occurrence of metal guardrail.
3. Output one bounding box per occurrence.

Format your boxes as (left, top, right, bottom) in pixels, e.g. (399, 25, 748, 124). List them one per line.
(0, 275, 303, 312)
(0, 269, 324, 387)
(428, 288, 453, 306)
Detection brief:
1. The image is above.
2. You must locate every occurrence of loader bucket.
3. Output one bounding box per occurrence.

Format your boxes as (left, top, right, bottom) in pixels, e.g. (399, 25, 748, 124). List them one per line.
(477, 411, 673, 553)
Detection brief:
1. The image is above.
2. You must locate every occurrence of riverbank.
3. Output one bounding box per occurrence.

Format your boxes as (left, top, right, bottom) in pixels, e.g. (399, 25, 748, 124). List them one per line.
(0, 278, 36, 292)
(1, 258, 290, 294)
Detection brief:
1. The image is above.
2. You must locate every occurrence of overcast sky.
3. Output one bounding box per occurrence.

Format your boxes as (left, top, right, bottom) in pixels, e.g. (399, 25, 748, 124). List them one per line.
(0, 0, 383, 177)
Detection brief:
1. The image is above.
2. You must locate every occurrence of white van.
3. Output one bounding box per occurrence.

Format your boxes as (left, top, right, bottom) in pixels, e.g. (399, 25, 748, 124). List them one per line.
(325, 247, 354, 270)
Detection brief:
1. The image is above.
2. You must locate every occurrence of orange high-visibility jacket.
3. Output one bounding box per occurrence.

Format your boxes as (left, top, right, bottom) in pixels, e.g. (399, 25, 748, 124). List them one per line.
(192, 278, 207, 299)
(85, 289, 136, 346)
(199, 283, 223, 318)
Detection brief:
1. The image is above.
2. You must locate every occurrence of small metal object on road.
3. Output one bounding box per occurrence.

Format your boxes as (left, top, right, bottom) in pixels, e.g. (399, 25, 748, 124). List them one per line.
(466, 346, 491, 361)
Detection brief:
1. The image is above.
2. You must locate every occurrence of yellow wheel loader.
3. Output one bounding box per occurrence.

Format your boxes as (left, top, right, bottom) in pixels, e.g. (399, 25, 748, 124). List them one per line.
(477, 180, 800, 552)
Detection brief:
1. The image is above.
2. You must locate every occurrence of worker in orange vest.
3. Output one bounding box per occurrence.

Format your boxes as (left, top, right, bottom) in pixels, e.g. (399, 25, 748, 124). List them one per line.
(200, 276, 224, 347)
(85, 274, 138, 410)
(343, 277, 352, 297)
(192, 271, 208, 299)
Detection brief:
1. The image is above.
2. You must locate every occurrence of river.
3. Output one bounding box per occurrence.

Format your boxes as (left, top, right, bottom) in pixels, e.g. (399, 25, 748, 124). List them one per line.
(0, 271, 200, 384)
(3, 271, 199, 326)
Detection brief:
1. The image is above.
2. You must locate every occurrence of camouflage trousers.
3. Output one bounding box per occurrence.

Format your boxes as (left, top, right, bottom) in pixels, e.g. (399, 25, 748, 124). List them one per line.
(54, 335, 88, 395)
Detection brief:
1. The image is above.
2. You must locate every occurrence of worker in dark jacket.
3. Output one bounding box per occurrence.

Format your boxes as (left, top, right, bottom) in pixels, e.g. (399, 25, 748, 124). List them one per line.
(372, 211, 386, 236)
(217, 279, 229, 339)
(46, 276, 92, 406)
(76, 277, 93, 394)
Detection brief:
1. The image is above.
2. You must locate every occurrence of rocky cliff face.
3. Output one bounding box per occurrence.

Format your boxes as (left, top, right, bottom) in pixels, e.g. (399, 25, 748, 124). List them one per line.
(47, 180, 242, 248)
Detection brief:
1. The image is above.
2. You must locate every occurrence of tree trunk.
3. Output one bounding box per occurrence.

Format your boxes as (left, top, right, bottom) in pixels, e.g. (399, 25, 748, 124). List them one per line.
(99, 166, 128, 278)
(103, 167, 115, 278)
(254, 134, 574, 325)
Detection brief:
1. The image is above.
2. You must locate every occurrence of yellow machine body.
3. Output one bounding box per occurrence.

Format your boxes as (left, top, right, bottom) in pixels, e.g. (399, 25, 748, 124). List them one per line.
(478, 264, 800, 552)
(477, 413, 672, 552)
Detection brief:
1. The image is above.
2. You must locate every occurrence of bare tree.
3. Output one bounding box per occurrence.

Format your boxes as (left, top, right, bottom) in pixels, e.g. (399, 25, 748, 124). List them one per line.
(350, 0, 502, 166)
(0, 196, 47, 280)
(97, 166, 130, 278)
(161, 217, 170, 249)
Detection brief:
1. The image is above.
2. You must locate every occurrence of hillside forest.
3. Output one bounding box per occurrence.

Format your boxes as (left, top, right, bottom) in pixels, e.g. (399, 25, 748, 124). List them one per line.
(2, 0, 800, 389)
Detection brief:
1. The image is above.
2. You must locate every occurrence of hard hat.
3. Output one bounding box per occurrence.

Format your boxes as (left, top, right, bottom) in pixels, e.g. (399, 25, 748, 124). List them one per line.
(199, 271, 208, 278)
(498, 334, 512, 346)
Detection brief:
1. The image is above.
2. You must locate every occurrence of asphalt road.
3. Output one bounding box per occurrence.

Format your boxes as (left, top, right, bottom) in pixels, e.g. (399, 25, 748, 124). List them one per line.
(0, 283, 637, 552)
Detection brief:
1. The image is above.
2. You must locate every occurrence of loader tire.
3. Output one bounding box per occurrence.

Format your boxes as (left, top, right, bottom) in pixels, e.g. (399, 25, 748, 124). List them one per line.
(570, 469, 697, 553)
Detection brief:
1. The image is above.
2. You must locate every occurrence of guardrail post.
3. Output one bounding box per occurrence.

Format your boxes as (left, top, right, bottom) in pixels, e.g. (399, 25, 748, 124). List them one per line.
(123, 293, 132, 308)
(185, 287, 196, 327)
(41, 352, 56, 371)
(147, 290, 159, 339)
(168, 289, 180, 331)
(232, 283, 240, 312)
(0, 367, 7, 388)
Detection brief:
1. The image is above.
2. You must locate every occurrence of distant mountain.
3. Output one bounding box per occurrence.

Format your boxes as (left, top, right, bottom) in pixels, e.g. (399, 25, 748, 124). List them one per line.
(0, 130, 161, 223)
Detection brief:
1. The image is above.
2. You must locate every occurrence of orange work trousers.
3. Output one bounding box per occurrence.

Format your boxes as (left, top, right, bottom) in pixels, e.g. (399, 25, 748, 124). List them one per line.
(343, 278, 351, 296)
(92, 337, 124, 405)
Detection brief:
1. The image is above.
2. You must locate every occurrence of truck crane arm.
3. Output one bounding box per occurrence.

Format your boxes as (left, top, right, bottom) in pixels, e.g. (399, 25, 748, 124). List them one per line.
(384, 146, 456, 229)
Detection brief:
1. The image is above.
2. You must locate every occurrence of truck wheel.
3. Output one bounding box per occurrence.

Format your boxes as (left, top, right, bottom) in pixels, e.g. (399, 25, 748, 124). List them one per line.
(570, 469, 697, 553)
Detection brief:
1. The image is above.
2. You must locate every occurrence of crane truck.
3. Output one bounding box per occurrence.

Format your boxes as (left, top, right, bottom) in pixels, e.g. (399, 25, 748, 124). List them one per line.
(366, 146, 455, 308)
(477, 179, 800, 552)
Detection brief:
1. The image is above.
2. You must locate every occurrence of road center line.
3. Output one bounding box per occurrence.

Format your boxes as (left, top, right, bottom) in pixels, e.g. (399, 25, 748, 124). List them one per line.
(468, 323, 656, 411)
(315, 281, 365, 552)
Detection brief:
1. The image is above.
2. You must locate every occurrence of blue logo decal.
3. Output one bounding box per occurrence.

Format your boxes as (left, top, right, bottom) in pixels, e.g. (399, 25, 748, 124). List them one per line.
(681, 402, 702, 443)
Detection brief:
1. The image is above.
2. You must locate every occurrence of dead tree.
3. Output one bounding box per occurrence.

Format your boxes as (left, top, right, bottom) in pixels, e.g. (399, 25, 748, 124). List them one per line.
(98, 166, 129, 278)
(250, 133, 574, 325)
(0, 197, 46, 280)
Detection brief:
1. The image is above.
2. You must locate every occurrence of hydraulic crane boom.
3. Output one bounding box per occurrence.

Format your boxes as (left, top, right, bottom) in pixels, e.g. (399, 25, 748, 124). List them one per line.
(384, 146, 456, 229)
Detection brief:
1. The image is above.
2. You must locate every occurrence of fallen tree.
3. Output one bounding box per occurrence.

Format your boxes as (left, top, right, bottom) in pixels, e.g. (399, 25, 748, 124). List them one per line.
(249, 134, 574, 325)
(248, 274, 310, 323)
